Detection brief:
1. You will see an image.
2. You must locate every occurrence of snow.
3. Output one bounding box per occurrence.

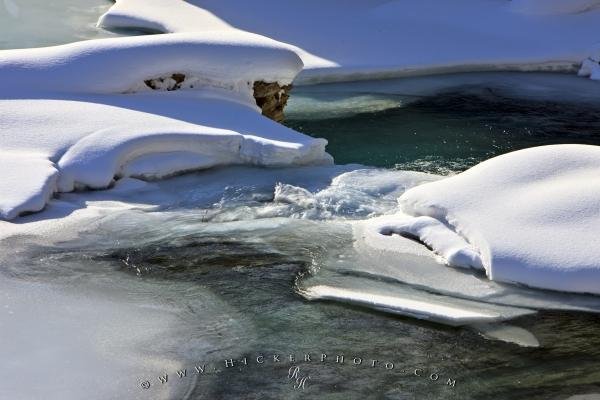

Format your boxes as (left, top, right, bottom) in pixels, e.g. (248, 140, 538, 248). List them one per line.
(99, 0, 600, 84)
(376, 215, 484, 270)
(349, 215, 600, 313)
(0, 278, 190, 400)
(0, 153, 58, 220)
(98, 0, 231, 33)
(0, 32, 330, 220)
(578, 49, 600, 80)
(0, 31, 304, 94)
(391, 144, 600, 295)
(509, 0, 600, 15)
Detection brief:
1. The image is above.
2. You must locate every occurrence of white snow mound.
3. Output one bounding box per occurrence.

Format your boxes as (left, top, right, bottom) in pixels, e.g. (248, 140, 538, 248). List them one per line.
(578, 56, 600, 81)
(394, 145, 600, 295)
(99, 0, 600, 83)
(0, 32, 329, 220)
(0, 31, 303, 94)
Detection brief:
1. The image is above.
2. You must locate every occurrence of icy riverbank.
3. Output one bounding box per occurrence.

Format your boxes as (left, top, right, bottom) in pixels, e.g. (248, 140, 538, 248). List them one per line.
(99, 0, 600, 84)
(368, 145, 600, 295)
(0, 32, 330, 220)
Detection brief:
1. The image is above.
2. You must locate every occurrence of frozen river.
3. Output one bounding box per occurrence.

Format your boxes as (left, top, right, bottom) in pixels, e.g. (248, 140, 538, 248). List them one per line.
(1, 2, 600, 399)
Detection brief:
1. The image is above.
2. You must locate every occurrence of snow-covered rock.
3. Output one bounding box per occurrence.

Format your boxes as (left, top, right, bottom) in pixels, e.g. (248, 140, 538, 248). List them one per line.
(0, 31, 303, 94)
(388, 145, 600, 295)
(0, 32, 330, 220)
(99, 0, 600, 84)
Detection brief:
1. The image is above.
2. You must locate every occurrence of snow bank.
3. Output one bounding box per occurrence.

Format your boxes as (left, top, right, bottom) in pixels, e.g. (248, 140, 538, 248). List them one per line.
(0, 31, 303, 94)
(509, 0, 600, 15)
(98, 0, 232, 33)
(0, 93, 329, 219)
(0, 32, 330, 220)
(0, 153, 58, 220)
(376, 215, 484, 270)
(393, 145, 600, 295)
(578, 51, 600, 80)
(98, 0, 600, 84)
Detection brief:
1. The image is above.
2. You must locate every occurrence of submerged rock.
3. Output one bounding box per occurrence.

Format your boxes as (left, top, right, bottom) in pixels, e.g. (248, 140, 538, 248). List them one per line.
(253, 81, 292, 122)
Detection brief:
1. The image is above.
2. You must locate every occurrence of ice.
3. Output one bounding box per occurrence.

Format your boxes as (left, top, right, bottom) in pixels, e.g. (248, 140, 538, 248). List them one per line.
(346, 220, 600, 312)
(300, 284, 535, 327)
(473, 324, 540, 348)
(269, 169, 440, 220)
(298, 213, 600, 333)
(99, 0, 600, 84)
(396, 144, 600, 295)
(1, 160, 599, 359)
(0, 277, 191, 400)
(0, 165, 359, 243)
(286, 94, 404, 120)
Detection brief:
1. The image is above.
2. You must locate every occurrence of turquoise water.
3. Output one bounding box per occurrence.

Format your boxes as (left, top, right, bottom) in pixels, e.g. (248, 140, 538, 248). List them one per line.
(286, 73, 600, 173)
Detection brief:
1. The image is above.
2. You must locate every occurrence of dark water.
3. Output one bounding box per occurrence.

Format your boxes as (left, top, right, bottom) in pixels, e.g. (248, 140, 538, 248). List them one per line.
(286, 75, 600, 173)
(21, 225, 599, 400)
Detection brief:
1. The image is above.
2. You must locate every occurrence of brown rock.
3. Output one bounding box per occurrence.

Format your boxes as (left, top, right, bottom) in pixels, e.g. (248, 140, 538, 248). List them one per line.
(143, 76, 293, 122)
(253, 81, 292, 122)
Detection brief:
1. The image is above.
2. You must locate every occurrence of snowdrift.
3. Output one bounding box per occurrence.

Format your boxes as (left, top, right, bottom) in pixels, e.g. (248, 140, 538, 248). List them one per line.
(0, 31, 303, 94)
(0, 32, 330, 220)
(376, 145, 600, 295)
(99, 0, 600, 84)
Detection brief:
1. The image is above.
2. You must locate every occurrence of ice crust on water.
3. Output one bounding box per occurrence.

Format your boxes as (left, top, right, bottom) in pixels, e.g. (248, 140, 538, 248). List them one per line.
(2, 162, 600, 348)
(0, 32, 331, 220)
(300, 203, 600, 333)
(0, 251, 254, 400)
(385, 145, 600, 295)
(301, 284, 534, 326)
(99, 0, 600, 84)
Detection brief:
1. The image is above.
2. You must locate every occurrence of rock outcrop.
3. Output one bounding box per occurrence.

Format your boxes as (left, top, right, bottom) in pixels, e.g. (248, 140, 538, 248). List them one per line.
(253, 81, 292, 122)
(143, 75, 293, 122)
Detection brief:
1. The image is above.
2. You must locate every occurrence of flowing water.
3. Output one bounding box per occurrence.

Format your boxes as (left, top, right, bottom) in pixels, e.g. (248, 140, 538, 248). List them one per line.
(2, 3, 600, 400)
(286, 72, 600, 172)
